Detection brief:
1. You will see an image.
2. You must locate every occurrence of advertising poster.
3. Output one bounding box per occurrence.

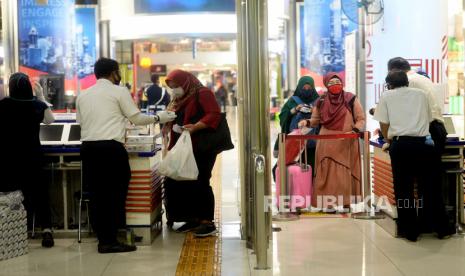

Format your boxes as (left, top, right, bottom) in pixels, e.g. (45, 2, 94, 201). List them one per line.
(75, 7, 97, 89)
(134, 0, 235, 14)
(302, 0, 357, 87)
(17, 1, 98, 108)
(18, 0, 74, 77)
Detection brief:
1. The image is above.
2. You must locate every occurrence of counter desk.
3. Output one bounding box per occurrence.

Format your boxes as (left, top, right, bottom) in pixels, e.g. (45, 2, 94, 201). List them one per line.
(370, 139, 465, 237)
(40, 144, 163, 244)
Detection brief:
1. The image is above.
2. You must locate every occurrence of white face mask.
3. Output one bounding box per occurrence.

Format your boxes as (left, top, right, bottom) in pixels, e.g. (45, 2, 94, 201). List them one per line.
(172, 87, 185, 97)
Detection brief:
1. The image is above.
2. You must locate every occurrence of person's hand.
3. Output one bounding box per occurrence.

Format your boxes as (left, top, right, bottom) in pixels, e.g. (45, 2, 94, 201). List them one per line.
(382, 142, 390, 152)
(298, 120, 308, 128)
(296, 104, 304, 111)
(157, 111, 177, 124)
(33, 81, 45, 101)
(182, 124, 197, 134)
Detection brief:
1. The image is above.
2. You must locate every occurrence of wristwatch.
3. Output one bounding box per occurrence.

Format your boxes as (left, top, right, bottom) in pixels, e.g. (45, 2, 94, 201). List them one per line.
(352, 127, 360, 133)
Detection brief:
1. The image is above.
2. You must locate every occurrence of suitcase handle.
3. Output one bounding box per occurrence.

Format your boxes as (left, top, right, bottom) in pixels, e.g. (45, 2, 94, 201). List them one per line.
(299, 139, 310, 172)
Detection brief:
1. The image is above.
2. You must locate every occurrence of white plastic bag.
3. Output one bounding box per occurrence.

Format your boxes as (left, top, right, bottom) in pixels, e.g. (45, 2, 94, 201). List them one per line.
(158, 130, 199, 181)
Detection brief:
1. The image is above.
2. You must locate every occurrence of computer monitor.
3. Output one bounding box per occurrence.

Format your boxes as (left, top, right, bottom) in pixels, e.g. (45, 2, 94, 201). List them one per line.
(444, 116, 457, 137)
(65, 124, 82, 145)
(40, 124, 65, 145)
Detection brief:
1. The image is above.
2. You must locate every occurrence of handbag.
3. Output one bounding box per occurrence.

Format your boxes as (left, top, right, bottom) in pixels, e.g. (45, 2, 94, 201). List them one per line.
(185, 92, 234, 154)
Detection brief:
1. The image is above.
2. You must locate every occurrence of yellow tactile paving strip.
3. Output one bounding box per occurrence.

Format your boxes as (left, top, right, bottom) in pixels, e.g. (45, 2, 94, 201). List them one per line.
(176, 155, 222, 276)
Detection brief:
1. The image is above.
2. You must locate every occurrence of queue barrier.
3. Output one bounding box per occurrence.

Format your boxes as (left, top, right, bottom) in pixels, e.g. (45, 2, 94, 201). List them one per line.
(273, 131, 382, 220)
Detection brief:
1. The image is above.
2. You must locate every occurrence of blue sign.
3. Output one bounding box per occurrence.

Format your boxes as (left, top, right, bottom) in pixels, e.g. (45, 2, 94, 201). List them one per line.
(75, 8, 97, 79)
(303, 0, 357, 75)
(18, 0, 74, 76)
(134, 0, 235, 14)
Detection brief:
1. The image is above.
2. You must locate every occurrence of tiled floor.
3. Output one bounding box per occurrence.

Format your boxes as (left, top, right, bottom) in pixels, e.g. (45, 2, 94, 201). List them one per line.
(2, 109, 465, 275)
(0, 228, 185, 276)
(222, 218, 465, 276)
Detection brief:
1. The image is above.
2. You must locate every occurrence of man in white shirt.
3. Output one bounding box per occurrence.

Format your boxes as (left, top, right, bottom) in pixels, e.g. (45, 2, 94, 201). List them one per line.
(388, 57, 447, 152)
(374, 70, 450, 242)
(77, 58, 176, 254)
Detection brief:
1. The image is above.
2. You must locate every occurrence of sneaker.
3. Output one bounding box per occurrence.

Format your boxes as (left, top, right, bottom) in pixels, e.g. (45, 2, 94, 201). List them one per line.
(175, 222, 200, 233)
(193, 224, 218, 238)
(41, 232, 54, 248)
(98, 242, 137, 254)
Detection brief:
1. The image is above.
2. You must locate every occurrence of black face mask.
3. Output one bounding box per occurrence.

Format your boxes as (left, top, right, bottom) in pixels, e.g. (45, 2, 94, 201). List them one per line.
(113, 71, 121, 85)
(300, 88, 317, 101)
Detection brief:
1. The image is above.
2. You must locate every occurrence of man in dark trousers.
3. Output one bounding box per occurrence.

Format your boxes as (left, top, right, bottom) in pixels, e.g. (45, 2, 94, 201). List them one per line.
(77, 58, 176, 253)
(374, 70, 451, 242)
(146, 74, 171, 110)
(388, 57, 449, 233)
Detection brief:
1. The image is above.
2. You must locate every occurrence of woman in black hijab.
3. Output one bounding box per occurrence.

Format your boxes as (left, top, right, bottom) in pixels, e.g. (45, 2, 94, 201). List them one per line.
(0, 72, 55, 247)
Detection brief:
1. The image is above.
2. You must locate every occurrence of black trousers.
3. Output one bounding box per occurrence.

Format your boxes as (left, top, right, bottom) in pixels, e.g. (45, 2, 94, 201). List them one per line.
(22, 157, 52, 230)
(81, 141, 131, 245)
(389, 138, 449, 236)
(0, 152, 52, 230)
(164, 152, 217, 223)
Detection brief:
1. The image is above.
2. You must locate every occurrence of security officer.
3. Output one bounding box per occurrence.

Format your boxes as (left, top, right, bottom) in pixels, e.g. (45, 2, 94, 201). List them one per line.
(77, 58, 176, 253)
(374, 70, 451, 242)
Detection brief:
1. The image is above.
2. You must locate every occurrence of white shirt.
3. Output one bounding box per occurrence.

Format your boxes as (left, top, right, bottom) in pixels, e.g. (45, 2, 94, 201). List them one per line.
(374, 87, 432, 139)
(77, 79, 154, 144)
(408, 72, 443, 123)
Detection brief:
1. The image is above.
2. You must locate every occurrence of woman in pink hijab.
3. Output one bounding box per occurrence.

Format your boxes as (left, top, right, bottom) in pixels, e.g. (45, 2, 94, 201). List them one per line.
(299, 72, 365, 211)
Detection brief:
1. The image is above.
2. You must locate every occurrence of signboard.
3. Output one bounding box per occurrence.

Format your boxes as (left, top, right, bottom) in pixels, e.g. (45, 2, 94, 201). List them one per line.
(134, 0, 235, 14)
(17, 0, 98, 107)
(344, 32, 357, 94)
(75, 7, 97, 89)
(18, 0, 74, 76)
(301, 0, 357, 87)
(150, 65, 167, 75)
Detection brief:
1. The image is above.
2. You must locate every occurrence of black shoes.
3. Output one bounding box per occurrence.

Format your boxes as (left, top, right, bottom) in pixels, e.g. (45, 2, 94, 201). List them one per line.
(193, 223, 218, 238)
(176, 222, 200, 233)
(41, 232, 54, 248)
(98, 242, 137, 254)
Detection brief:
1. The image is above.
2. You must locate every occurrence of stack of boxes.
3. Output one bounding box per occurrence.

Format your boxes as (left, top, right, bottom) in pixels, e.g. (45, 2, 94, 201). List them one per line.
(125, 133, 163, 245)
(0, 192, 28, 261)
(125, 135, 157, 153)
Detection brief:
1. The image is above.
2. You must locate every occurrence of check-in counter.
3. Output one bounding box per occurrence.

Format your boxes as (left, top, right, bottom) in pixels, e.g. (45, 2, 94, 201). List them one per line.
(40, 122, 163, 244)
(371, 138, 465, 237)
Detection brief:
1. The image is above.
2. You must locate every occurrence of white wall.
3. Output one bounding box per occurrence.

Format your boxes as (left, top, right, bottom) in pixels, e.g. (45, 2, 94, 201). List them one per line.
(140, 51, 237, 67)
(365, 0, 448, 132)
(100, 0, 237, 40)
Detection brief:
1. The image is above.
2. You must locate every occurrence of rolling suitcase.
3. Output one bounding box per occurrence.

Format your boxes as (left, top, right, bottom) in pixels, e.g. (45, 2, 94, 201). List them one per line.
(276, 145, 313, 211)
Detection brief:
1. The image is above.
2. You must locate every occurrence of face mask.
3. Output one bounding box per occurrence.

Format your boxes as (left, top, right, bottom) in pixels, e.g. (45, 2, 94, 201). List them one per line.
(172, 87, 184, 97)
(302, 88, 311, 93)
(328, 84, 343, 94)
(113, 72, 121, 85)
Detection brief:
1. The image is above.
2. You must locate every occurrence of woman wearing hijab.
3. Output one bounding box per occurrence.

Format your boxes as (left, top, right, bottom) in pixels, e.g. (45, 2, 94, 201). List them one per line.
(0, 72, 55, 247)
(163, 69, 221, 237)
(299, 73, 365, 211)
(278, 76, 319, 134)
(273, 76, 319, 179)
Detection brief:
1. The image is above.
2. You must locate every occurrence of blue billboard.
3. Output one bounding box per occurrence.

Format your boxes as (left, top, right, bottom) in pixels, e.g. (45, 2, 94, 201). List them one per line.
(75, 8, 97, 80)
(134, 0, 235, 14)
(18, 0, 74, 76)
(302, 0, 357, 77)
